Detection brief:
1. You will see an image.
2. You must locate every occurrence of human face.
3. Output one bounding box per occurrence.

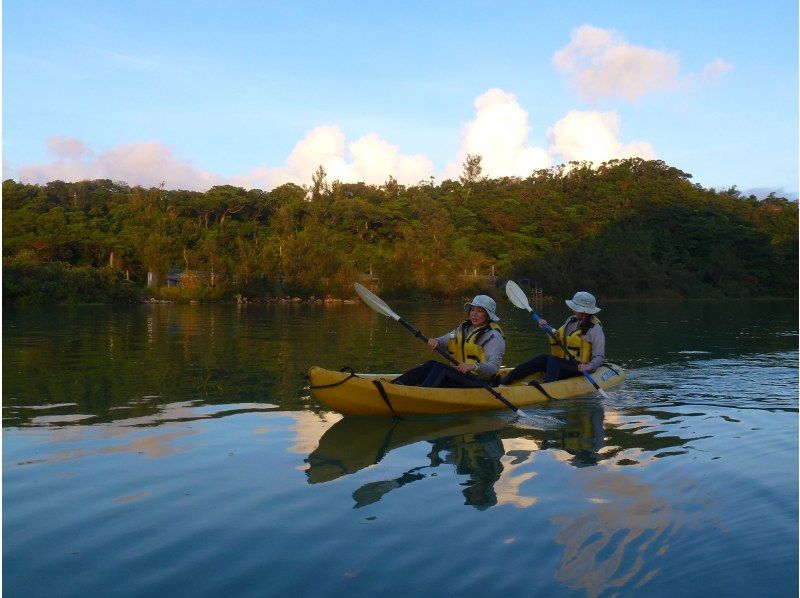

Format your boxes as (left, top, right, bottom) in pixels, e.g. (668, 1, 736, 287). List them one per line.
(573, 310, 589, 322)
(469, 306, 489, 326)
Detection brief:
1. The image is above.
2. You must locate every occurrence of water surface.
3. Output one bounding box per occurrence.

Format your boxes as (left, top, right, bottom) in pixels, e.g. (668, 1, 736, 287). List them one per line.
(3, 299, 797, 596)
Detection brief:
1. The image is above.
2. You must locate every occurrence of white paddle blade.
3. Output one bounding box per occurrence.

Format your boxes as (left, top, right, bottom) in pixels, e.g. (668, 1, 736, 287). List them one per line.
(505, 280, 533, 312)
(354, 283, 401, 321)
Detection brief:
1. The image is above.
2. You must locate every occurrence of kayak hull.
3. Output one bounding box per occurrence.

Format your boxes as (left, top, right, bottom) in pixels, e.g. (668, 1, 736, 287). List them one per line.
(307, 363, 626, 416)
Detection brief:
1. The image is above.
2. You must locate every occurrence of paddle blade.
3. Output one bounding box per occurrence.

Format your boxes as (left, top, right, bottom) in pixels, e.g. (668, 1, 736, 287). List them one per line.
(505, 280, 533, 312)
(354, 283, 401, 321)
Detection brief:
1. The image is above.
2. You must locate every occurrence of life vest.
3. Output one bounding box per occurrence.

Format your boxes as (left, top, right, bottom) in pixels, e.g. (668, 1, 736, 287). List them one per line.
(549, 316, 601, 363)
(446, 320, 504, 370)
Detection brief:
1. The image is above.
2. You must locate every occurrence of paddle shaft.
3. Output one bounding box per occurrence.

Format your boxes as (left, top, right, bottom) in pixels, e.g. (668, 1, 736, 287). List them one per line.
(524, 310, 610, 399)
(396, 317, 528, 417)
(398, 318, 472, 368)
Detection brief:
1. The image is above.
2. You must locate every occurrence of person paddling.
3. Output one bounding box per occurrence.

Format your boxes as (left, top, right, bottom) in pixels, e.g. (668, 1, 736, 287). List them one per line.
(500, 291, 605, 385)
(393, 295, 505, 388)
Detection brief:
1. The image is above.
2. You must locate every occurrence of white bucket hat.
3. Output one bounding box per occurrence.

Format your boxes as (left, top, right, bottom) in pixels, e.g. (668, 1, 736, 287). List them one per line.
(565, 291, 601, 314)
(464, 295, 500, 321)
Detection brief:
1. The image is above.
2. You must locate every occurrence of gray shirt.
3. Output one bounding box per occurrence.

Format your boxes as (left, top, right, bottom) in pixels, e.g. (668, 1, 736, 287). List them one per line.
(434, 324, 506, 380)
(561, 317, 606, 371)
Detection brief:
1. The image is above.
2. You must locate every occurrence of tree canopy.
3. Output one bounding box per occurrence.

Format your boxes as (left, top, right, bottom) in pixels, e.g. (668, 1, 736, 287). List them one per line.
(3, 158, 797, 305)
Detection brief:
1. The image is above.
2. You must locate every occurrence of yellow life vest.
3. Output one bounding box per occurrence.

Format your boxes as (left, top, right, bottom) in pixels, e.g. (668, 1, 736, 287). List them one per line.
(446, 320, 504, 367)
(549, 316, 601, 363)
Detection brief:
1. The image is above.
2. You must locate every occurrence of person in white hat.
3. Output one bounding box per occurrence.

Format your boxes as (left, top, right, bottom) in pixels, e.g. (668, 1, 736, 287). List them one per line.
(500, 291, 605, 385)
(393, 294, 506, 388)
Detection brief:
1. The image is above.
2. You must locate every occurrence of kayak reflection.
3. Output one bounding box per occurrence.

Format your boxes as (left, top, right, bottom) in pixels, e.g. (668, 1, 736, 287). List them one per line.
(305, 400, 610, 509)
(304, 415, 509, 485)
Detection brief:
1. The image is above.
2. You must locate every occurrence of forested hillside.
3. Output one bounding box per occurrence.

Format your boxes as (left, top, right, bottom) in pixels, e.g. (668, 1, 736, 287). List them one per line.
(3, 158, 797, 305)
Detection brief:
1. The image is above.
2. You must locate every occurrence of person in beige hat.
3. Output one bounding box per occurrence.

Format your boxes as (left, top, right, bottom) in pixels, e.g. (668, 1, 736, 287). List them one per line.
(393, 294, 505, 388)
(500, 291, 605, 385)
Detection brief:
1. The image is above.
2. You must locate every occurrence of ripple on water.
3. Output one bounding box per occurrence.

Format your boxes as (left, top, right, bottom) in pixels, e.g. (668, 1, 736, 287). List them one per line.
(611, 350, 797, 413)
(3, 302, 797, 596)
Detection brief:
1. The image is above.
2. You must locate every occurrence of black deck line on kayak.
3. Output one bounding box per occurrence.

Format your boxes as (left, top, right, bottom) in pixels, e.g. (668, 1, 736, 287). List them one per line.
(372, 379, 402, 419)
(526, 378, 556, 401)
(308, 366, 358, 389)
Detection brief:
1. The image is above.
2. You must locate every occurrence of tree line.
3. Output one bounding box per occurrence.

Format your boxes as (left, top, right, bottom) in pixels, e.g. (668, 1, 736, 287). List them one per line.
(3, 157, 797, 305)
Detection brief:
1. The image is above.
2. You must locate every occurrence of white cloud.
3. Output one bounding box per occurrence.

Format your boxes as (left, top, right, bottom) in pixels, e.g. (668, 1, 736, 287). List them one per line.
(553, 25, 681, 102)
(445, 88, 551, 179)
(283, 125, 351, 183)
(17, 129, 434, 192)
(46, 136, 93, 159)
(18, 138, 222, 190)
(14, 93, 658, 192)
(702, 59, 733, 81)
(548, 110, 656, 164)
(227, 126, 348, 190)
(348, 133, 433, 185)
(233, 125, 434, 189)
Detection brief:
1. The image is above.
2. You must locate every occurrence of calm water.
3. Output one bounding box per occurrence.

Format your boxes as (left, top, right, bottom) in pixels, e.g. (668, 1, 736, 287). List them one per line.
(3, 299, 798, 597)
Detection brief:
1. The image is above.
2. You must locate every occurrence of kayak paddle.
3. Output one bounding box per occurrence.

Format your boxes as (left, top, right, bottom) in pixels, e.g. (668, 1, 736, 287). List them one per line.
(505, 280, 610, 399)
(354, 282, 540, 420)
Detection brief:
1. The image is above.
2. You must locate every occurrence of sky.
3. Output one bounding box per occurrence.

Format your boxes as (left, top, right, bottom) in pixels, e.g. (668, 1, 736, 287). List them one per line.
(3, 1, 798, 198)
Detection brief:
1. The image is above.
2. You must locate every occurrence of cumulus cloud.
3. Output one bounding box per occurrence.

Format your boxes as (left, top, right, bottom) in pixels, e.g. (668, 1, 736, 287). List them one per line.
(349, 133, 434, 184)
(445, 89, 651, 178)
(548, 110, 656, 165)
(14, 91, 658, 192)
(46, 136, 93, 159)
(18, 129, 434, 192)
(232, 125, 434, 189)
(553, 25, 682, 102)
(445, 88, 551, 179)
(18, 138, 221, 190)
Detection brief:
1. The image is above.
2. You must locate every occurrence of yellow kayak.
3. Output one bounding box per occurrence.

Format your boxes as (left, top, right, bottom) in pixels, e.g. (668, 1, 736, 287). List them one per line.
(307, 363, 626, 416)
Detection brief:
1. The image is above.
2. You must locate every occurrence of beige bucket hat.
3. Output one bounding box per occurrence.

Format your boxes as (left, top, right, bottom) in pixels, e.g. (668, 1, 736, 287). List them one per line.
(464, 295, 500, 321)
(565, 291, 601, 314)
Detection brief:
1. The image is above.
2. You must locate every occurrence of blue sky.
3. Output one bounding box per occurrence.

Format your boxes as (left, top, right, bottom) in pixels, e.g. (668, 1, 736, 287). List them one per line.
(3, 1, 798, 197)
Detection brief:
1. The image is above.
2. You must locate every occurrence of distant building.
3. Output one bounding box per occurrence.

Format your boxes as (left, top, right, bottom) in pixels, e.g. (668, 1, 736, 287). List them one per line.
(148, 269, 207, 288)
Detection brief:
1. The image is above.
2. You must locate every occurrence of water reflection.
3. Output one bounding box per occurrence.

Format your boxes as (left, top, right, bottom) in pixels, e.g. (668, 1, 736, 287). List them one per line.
(3, 302, 795, 597)
(305, 400, 614, 508)
(541, 400, 606, 467)
(551, 473, 683, 596)
(3, 400, 280, 469)
(304, 416, 509, 486)
(304, 398, 701, 510)
(302, 402, 707, 593)
(4, 301, 796, 424)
